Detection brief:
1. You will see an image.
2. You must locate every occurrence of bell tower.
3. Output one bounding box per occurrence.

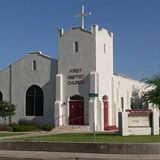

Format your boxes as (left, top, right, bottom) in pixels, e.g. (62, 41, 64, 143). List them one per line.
(54, 6, 114, 131)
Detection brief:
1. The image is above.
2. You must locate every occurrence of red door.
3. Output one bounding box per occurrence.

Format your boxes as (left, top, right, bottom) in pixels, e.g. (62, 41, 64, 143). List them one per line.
(69, 100, 84, 125)
(104, 101, 108, 130)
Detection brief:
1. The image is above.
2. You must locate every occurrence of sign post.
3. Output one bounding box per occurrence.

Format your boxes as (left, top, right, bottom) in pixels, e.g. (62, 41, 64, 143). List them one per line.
(93, 122, 96, 143)
(89, 93, 98, 98)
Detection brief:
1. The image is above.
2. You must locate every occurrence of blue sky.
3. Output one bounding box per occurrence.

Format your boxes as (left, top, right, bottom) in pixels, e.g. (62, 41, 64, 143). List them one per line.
(0, 0, 160, 80)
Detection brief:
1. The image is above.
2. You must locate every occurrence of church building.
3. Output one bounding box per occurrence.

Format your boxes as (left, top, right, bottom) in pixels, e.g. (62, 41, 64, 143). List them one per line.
(0, 7, 144, 131)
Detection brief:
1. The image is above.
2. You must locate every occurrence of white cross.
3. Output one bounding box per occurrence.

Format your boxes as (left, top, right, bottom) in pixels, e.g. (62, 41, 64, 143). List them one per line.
(75, 5, 91, 29)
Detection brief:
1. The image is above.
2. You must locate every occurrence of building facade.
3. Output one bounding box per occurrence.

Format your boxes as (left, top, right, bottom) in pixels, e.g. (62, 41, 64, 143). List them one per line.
(0, 53, 57, 125)
(54, 25, 144, 131)
(0, 24, 144, 130)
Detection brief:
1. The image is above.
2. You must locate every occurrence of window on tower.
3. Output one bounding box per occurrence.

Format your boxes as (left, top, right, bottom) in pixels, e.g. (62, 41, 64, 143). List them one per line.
(32, 60, 36, 71)
(73, 41, 78, 52)
(104, 43, 106, 53)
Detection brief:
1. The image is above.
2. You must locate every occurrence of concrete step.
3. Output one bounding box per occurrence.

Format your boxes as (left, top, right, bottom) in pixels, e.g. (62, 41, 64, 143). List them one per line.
(52, 125, 90, 133)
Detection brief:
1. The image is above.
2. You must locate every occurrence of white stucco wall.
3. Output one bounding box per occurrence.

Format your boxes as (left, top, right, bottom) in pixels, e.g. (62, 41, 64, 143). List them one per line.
(94, 25, 114, 126)
(57, 27, 97, 123)
(56, 25, 147, 129)
(0, 52, 58, 125)
(113, 74, 145, 126)
(95, 25, 113, 98)
(58, 27, 96, 99)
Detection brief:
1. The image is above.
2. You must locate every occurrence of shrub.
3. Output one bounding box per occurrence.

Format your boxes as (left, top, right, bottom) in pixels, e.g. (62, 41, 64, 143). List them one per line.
(11, 124, 38, 132)
(10, 119, 53, 132)
(0, 101, 16, 124)
(42, 124, 53, 131)
(0, 123, 10, 131)
(18, 119, 36, 125)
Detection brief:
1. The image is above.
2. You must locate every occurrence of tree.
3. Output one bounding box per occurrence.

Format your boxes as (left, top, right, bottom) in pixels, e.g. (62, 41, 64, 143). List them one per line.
(143, 73, 160, 109)
(131, 88, 142, 109)
(0, 101, 16, 124)
(131, 87, 148, 109)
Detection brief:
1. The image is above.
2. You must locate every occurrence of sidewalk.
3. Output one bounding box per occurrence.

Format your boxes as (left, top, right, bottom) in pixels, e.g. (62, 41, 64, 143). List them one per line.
(0, 131, 54, 140)
(0, 150, 160, 160)
(0, 125, 105, 140)
(0, 127, 94, 140)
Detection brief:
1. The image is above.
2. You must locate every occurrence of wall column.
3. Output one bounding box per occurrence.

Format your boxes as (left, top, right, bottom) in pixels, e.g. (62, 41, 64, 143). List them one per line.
(89, 71, 100, 131)
(118, 112, 129, 136)
(152, 109, 159, 135)
(54, 74, 64, 127)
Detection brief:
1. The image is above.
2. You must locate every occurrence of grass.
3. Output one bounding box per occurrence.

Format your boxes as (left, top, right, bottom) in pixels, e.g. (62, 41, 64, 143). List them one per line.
(0, 132, 25, 137)
(11, 132, 160, 143)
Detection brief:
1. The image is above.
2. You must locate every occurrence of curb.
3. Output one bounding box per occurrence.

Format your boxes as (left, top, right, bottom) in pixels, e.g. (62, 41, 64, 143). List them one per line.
(0, 141, 160, 154)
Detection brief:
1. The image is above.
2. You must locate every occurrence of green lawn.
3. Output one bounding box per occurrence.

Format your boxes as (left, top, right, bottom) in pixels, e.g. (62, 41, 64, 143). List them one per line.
(0, 132, 25, 137)
(12, 132, 160, 143)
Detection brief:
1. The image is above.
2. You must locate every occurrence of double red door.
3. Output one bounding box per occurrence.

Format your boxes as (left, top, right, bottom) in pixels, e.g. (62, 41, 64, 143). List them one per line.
(69, 101, 84, 125)
(104, 101, 108, 130)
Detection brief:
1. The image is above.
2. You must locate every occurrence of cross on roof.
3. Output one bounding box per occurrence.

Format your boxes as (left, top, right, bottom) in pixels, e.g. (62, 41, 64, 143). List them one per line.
(75, 5, 91, 29)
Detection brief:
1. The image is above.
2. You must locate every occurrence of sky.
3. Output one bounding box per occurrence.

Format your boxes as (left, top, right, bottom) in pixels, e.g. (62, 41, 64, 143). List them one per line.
(0, 0, 160, 80)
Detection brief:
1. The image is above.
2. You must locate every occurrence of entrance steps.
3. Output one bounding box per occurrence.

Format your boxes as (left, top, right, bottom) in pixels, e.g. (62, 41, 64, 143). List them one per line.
(52, 125, 90, 133)
(105, 125, 118, 131)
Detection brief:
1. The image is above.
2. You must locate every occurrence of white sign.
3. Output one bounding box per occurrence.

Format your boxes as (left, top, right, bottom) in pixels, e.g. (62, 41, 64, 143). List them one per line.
(128, 116, 150, 127)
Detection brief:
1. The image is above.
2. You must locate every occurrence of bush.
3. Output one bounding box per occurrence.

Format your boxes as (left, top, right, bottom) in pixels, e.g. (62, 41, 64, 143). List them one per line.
(18, 119, 36, 125)
(0, 123, 10, 131)
(11, 124, 38, 132)
(10, 119, 53, 132)
(0, 101, 16, 124)
(42, 124, 53, 131)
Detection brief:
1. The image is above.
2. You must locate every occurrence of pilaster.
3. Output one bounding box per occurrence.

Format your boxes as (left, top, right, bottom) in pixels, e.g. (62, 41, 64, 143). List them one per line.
(54, 74, 64, 127)
(89, 71, 101, 131)
(152, 109, 159, 135)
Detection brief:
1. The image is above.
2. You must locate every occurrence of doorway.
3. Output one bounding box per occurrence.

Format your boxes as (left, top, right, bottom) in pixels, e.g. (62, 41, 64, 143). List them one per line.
(69, 95, 84, 125)
(103, 95, 108, 130)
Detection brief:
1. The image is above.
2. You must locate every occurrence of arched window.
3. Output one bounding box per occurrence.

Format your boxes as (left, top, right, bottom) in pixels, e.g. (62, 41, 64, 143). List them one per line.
(0, 91, 3, 101)
(26, 85, 43, 116)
